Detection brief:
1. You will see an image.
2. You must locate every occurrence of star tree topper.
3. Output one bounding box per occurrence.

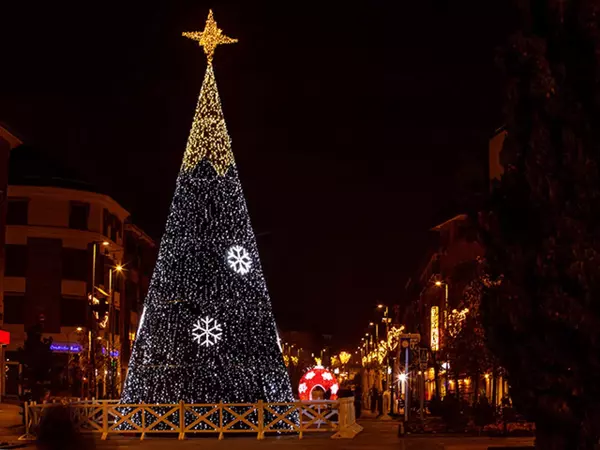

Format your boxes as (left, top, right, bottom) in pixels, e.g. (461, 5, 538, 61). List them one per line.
(182, 10, 238, 64)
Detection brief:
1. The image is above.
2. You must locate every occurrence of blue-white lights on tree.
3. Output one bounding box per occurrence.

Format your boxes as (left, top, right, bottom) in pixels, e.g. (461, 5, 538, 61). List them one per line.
(121, 11, 294, 405)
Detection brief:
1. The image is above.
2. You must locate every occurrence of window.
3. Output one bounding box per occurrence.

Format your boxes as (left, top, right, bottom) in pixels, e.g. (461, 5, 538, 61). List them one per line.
(61, 248, 88, 281)
(69, 202, 89, 230)
(6, 199, 28, 225)
(60, 297, 87, 327)
(4, 245, 27, 277)
(4, 294, 24, 324)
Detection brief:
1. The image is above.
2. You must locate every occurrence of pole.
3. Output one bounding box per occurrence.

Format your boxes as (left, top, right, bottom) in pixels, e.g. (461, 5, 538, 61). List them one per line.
(404, 346, 409, 422)
(89, 243, 97, 398)
(443, 283, 449, 397)
(108, 268, 114, 398)
(389, 356, 395, 415)
(420, 371, 424, 421)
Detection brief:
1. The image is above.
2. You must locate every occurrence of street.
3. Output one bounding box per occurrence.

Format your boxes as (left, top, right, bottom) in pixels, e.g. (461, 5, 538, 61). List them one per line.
(85, 420, 533, 450)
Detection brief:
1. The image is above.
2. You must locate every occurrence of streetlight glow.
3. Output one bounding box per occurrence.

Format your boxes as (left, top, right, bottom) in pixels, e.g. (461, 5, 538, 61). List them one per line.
(115, 264, 123, 272)
(435, 280, 442, 287)
(102, 241, 110, 246)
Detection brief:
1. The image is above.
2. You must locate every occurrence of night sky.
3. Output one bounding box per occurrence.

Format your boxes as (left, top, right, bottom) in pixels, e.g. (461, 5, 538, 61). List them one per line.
(0, 1, 513, 347)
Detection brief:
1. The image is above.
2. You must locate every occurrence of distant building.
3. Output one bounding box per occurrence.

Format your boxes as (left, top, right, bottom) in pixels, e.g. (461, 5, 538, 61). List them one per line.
(403, 128, 511, 405)
(0, 125, 23, 399)
(2, 138, 156, 398)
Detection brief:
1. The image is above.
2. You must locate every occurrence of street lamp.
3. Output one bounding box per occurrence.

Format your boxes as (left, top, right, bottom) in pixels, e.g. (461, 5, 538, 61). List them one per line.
(434, 278, 450, 396)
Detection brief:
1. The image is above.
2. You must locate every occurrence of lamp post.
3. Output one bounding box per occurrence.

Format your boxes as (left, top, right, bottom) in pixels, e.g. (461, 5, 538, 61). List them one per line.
(434, 279, 450, 396)
(87, 240, 109, 398)
(377, 304, 393, 413)
(107, 264, 123, 398)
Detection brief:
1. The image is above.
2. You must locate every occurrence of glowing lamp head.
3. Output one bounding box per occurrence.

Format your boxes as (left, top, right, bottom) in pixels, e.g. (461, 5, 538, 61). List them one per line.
(115, 264, 123, 272)
(377, 304, 384, 309)
(102, 241, 110, 246)
(76, 327, 83, 332)
(435, 281, 442, 287)
(369, 322, 374, 326)
(399, 373, 407, 383)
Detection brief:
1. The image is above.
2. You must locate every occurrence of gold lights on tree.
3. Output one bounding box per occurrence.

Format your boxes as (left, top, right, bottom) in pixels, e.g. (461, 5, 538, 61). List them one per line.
(183, 10, 238, 65)
(181, 10, 237, 176)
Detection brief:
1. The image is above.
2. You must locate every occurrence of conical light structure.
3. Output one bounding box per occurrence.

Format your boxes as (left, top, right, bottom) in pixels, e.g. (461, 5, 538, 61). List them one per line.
(121, 12, 293, 405)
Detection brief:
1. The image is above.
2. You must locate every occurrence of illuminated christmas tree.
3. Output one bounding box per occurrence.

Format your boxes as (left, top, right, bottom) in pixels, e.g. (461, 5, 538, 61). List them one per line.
(121, 11, 294, 405)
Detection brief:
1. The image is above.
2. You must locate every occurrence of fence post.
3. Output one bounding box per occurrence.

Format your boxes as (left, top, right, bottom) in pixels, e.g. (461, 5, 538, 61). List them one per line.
(179, 400, 185, 440)
(218, 401, 224, 440)
(140, 405, 145, 441)
(298, 401, 303, 440)
(24, 402, 30, 436)
(257, 400, 264, 440)
(101, 403, 108, 440)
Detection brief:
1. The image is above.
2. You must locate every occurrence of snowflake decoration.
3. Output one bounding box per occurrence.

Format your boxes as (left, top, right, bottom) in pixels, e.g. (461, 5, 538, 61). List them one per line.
(331, 384, 339, 395)
(192, 316, 223, 347)
(305, 371, 315, 380)
(227, 245, 252, 275)
(299, 383, 308, 394)
(322, 372, 333, 381)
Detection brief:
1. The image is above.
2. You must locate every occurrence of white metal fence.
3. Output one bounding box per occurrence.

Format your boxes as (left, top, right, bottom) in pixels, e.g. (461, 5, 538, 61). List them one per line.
(23, 397, 360, 440)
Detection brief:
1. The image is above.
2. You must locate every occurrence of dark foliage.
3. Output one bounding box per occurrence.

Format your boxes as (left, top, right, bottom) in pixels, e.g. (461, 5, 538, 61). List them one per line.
(18, 324, 53, 402)
(479, 0, 600, 448)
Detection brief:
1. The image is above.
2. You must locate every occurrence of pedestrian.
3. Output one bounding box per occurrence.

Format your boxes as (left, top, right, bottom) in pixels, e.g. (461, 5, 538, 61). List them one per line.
(36, 405, 95, 450)
(354, 385, 362, 419)
(370, 386, 378, 413)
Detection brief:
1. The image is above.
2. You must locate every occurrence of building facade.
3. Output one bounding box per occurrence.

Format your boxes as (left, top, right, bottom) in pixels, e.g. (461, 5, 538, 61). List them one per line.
(403, 130, 512, 406)
(3, 145, 156, 398)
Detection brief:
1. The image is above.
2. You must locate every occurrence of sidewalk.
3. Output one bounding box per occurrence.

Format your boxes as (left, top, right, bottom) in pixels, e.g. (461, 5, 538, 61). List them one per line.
(0, 404, 26, 448)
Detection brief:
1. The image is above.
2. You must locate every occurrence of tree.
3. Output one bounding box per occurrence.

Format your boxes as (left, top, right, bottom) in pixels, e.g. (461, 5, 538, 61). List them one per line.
(18, 323, 53, 402)
(121, 11, 293, 405)
(445, 269, 496, 403)
(479, 1, 600, 448)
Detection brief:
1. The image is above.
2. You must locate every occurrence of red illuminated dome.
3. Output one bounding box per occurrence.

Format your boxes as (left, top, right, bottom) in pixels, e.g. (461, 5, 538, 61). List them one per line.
(298, 366, 339, 400)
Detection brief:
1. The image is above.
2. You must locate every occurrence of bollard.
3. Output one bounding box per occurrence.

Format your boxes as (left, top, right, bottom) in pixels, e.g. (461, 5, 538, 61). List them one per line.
(397, 421, 405, 437)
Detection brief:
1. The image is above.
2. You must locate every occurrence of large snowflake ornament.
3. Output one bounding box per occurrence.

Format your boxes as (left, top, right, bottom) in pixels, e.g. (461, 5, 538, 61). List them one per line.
(299, 383, 308, 394)
(192, 316, 223, 347)
(227, 245, 252, 275)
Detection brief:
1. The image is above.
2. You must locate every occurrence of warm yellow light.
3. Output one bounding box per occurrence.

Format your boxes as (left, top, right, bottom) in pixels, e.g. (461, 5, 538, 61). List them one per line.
(365, 333, 369, 337)
(435, 281, 442, 287)
(314, 357, 322, 366)
(399, 373, 407, 382)
(339, 351, 351, 365)
(182, 10, 238, 64)
(369, 322, 374, 326)
(76, 327, 83, 332)
(180, 61, 235, 176)
(377, 304, 384, 309)
(430, 306, 440, 352)
(102, 241, 110, 246)
(484, 373, 490, 379)
(96, 336, 102, 340)
(115, 264, 123, 272)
